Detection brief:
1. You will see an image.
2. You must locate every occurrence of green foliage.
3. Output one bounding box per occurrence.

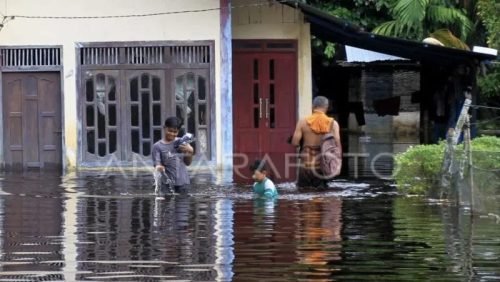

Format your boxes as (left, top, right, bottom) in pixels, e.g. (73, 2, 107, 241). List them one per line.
(372, 0, 473, 41)
(470, 136, 500, 170)
(372, 20, 401, 37)
(476, 0, 500, 98)
(426, 5, 473, 40)
(478, 65, 500, 98)
(393, 136, 500, 195)
(392, 0, 428, 33)
(307, 0, 393, 63)
(476, 0, 500, 49)
(394, 143, 445, 195)
(307, 0, 393, 29)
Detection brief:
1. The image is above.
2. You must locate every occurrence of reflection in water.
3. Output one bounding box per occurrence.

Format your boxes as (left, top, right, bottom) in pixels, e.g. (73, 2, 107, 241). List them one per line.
(296, 197, 342, 281)
(233, 197, 294, 281)
(213, 199, 234, 281)
(0, 173, 498, 281)
(0, 172, 65, 280)
(62, 172, 78, 282)
(74, 193, 220, 280)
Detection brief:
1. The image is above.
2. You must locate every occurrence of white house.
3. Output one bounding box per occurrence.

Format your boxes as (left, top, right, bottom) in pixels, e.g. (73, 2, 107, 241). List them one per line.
(0, 0, 313, 182)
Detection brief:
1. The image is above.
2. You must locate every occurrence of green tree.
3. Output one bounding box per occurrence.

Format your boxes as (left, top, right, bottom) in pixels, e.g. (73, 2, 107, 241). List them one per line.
(306, 0, 393, 63)
(476, 0, 500, 98)
(372, 0, 473, 43)
(476, 0, 499, 48)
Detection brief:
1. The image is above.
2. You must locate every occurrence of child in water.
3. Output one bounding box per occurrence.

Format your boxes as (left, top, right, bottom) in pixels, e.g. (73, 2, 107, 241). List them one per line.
(250, 160, 278, 198)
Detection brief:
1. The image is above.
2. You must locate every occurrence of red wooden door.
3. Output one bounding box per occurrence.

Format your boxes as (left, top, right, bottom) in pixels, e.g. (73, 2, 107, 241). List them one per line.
(233, 49, 297, 183)
(2, 72, 62, 170)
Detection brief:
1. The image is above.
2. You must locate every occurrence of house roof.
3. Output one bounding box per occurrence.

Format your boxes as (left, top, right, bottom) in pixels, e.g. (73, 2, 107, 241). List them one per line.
(280, 1, 497, 66)
(345, 45, 407, 62)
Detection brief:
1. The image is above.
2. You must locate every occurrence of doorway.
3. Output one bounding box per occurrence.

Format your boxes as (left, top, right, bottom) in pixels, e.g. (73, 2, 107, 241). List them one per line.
(78, 42, 214, 166)
(233, 40, 298, 183)
(2, 72, 62, 170)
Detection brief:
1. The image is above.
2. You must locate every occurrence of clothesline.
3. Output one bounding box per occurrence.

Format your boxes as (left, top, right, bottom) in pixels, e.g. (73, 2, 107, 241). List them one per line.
(471, 104, 500, 110)
(469, 115, 500, 126)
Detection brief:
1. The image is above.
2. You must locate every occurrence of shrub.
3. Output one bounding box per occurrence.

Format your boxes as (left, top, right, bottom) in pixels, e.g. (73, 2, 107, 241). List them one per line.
(470, 136, 500, 171)
(393, 136, 500, 195)
(394, 143, 445, 195)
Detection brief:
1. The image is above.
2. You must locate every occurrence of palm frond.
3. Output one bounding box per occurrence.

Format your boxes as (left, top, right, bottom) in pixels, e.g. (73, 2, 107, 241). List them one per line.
(372, 20, 401, 37)
(392, 0, 429, 25)
(453, 10, 473, 40)
(427, 5, 473, 40)
(373, 20, 421, 40)
(427, 6, 450, 24)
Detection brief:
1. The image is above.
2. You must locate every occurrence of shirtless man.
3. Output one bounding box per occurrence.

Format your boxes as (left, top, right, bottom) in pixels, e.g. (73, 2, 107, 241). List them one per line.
(291, 96, 341, 188)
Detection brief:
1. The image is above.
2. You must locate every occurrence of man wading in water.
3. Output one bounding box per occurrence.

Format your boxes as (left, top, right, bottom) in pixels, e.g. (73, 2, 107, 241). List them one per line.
(291, 96, 341, 188)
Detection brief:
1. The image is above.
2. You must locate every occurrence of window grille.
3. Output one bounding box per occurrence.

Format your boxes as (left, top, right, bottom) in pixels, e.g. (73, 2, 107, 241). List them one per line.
(126, 47, 163, 64)
(170, 45, 210, 64)
(0, 47, 61, 67)
(80, 47, 119, 65)
(80, 45, 211, 65)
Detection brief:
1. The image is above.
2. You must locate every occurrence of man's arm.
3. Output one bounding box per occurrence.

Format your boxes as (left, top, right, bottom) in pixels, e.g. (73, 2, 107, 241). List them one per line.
(179, 144, 194, 166)
(332, 120, 341, 147)
(291, 119, 303, 147)
(152, 144, 164, 171)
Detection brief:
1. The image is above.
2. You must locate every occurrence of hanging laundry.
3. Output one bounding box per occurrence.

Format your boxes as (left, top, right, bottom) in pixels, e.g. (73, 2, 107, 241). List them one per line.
(372, 96, 401, 116)
(348, 102, 366, 126)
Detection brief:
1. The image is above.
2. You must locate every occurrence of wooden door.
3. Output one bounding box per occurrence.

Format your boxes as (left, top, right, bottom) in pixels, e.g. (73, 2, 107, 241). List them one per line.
(233, 51, 297, 183)
(260, 53, 298, 183)
(2, 72, 62, 170)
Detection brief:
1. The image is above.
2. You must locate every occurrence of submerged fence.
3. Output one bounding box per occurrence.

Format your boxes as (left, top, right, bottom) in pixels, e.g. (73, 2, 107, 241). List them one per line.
(440, 98, 500, 218)
(450, 149, 500, 217)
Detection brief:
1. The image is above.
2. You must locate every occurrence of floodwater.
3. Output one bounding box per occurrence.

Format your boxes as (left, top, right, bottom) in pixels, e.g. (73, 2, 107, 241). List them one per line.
(0, 171, 499, 281)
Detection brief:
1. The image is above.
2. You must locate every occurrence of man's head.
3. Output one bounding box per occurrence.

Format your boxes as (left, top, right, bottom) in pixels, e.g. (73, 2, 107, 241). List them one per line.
(250, 159, 268, 182)
(163, 117, 183, 141)
(312, 96, 329, 112)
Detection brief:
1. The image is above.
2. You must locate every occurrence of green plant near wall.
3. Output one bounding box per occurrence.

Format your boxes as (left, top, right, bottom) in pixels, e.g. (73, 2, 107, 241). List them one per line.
(393, 136, 500, 195)
(394, 143, 445, 195)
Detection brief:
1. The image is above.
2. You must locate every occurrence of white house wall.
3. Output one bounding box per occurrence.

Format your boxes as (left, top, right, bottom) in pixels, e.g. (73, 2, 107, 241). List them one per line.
(0, 0, 223, 170)
(232, 0, 313, 119)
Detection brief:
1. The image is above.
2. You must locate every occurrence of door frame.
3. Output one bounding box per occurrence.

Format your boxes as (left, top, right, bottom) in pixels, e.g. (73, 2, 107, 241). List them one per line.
(232, 39, 299, 182)
(75, 41, 216, 167)
(0, 45, 64, 170)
